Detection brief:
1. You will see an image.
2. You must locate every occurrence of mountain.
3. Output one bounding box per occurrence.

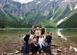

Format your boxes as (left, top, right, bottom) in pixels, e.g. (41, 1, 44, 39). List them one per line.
(0, 8, 20, 28)
(57, 10, 77, 28)
(0, 0, 77, 28)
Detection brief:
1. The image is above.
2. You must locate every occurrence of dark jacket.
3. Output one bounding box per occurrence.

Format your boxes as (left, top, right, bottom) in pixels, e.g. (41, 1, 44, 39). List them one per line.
(46, 35, 52, 44)
(21, 34, 30, 53)
(24, 34, 30, 44)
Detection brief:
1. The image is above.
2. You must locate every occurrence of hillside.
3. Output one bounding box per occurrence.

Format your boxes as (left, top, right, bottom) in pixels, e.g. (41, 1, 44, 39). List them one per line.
(0, 0, 77, 28)
(57, 11, 77, 28)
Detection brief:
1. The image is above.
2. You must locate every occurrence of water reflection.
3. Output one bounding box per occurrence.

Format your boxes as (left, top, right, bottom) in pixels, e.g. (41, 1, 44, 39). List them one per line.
(59, 28, 77, 45)
(0, 28, 77, 43)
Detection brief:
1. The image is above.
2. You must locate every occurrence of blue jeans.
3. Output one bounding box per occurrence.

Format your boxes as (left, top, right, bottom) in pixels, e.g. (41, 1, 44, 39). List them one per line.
(21, 43, 30, 55)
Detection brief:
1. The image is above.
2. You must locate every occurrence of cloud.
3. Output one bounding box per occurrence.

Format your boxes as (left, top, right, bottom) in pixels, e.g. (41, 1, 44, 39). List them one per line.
(13, 0, 33, 4)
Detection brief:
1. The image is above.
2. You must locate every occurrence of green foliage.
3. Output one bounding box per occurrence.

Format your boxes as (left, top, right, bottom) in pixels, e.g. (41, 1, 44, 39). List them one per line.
(58, 12, 77, 28)
(0, 10, 45, 28)
(38, 19, 56, 28)
(0, 5, 77, 28)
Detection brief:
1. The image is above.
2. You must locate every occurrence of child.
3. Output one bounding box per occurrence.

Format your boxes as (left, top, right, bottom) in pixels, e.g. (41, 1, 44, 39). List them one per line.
(45, 32, 52, 45)
(21, 33, 30, 55)
(38, 35, 46, 55)
(29, 36, 40, 55)
(45, 32, 52, 55)
(31, 25, 35, 35)
(41, 25, 46, 35)
(35, 27, 41, 38)
(38, 35, 45, 49)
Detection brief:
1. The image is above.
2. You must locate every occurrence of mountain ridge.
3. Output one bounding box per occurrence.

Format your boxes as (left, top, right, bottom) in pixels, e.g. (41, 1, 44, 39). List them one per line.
(0, 0, 77, 28)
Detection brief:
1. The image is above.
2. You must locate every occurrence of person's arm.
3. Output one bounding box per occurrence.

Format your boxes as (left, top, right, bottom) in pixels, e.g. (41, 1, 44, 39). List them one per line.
(45, 36, 47, 42)
(29, 35, 34, 44)
(24, 35, 27, 42)
(24, 34, 30, 43)
(50, 36, 52, 40)
(29, 39, 33, 44)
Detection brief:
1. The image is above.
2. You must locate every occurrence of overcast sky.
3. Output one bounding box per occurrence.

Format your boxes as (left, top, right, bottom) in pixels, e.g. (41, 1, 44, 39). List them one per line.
(13, 0, 33, 4)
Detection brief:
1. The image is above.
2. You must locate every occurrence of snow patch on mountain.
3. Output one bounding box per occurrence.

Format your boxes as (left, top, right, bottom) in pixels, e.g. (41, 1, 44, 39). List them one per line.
(56, 17, 68, 26)
(36, 1, 41, 4)
(74, 4, 77, 10)
(13, 0, 33, 4)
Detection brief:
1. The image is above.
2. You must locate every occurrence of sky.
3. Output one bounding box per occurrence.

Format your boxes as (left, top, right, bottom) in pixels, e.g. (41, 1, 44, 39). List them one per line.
(13, 0, 33, 4)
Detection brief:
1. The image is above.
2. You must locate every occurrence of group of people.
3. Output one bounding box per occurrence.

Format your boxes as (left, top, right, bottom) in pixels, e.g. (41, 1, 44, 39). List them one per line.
(21, 25, 52, 55)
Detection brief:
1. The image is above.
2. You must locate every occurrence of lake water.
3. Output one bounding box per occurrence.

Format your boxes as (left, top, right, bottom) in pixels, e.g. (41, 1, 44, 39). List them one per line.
(59, 28, 77, 47)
